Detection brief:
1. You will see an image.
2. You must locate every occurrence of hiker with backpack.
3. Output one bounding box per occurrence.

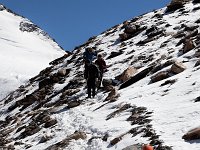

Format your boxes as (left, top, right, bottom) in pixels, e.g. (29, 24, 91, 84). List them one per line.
(95, 54, 107, 88)
(84, 60, 100, 98)
(83, 47, 97, 78)
(83, 47, 97, 65)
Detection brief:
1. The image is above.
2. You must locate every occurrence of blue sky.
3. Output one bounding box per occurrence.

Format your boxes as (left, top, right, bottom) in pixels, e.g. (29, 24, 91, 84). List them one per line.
(0, 0, 170, 51)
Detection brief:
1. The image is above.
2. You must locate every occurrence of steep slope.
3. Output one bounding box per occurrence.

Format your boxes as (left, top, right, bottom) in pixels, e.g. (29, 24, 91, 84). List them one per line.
(0, 4, 66, 100)
(1, 0, 200, 150)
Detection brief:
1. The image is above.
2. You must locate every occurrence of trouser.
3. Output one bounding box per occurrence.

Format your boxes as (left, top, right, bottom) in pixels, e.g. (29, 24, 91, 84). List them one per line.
(87, 79, 96, 98)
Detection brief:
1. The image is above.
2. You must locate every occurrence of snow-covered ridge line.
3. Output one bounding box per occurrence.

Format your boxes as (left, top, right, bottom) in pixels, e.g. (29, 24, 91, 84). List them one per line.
(0, 3, 65, 51)
(0, 3, 66, 100)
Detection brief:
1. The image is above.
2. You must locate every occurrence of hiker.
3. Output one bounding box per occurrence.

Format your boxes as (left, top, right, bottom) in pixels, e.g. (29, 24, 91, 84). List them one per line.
(95, 54, 106, 88)
(84, 61, 100, 98)
(83, 47, 97, 65)
(83, 47, 97, 78)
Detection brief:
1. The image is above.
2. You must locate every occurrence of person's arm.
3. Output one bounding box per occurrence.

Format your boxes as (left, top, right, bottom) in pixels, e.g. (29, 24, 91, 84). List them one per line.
(84, 66, 88, 79)
(102, 60, 107, 69)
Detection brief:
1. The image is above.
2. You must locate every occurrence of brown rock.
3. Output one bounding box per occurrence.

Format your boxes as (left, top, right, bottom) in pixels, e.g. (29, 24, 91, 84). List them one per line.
(124, 24, 137, 34)
(104, 87, 119, 102)
(102, 79, 113, 87)
(39, 135, 51, 143)
(183, 38, 195, 54)
(61, 89, 80, 98)
(182, 127, 200, 141)
(166, 0, 184, 13)
(151, 71, 170, 83)
(118, 67, 137, 82)
(67, 100, 81, 108)
(19, 123, 41, 139)
(110, 137, 122, 145)
(57, 68, 67, 76)
(44, 118, 57, 128)
(119, 33, 131, 41)
(171, 61, 186, 74)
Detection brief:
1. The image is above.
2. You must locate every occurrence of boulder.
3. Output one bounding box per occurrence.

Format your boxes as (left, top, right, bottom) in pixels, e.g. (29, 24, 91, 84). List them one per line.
(124, 24, 137, 34)
(166, 0, 184, 13)
(61, 89, 80, 98)
(107, 51, 124, 59)
(120, 66, 154, 89)
(19, 122, 41, 139)
(171, 61, 186, 74)
(150, 60, 175, 74)
(183, 38, 195, 54)
(118, 67, 137, 82)
(102, 133, 109, 141)
(67, 100, 81, 108)
(104, 87, 119, 102)
(151, 71, 170, 83)
(39, 78, 54, 89)
(182, 127, 200, 141)
(110, 137, 122, 145)
(35, 111, 51, 125)
(102, 79, 113, 87)
(119, 33, 132, 41)
(57, 68, 67, 76)
(44, 118, 57, 128)
(119, 24, 144, 41)
(145, 26, 164, 39)
(194, 96, 200, 102)
(39, 135, 52, 143)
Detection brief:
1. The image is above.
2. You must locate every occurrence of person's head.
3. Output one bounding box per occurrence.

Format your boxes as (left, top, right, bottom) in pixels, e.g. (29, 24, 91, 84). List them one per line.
(86, 47, 93, 53)
(97, 54, 103, 60)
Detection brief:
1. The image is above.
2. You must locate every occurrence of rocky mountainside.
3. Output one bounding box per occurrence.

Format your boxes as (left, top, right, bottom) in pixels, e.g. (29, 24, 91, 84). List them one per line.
(0, 4, 66, 100)
(1, 0, 200, 150)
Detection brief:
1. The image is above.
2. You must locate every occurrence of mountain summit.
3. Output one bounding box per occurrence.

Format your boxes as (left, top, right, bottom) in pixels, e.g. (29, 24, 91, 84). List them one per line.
(1, 0, 200, 150)
(0, 4, 66, 100)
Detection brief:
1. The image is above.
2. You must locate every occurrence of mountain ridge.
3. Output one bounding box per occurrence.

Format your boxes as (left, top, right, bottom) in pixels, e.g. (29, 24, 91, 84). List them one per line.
(1, 0, 200, 149)
(0, 3, 66, 100)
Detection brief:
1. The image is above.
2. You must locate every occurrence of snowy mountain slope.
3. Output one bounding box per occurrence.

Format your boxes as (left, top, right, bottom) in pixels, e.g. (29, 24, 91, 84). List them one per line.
(0, 4, 66, 100)
(1, 0, 200, 150)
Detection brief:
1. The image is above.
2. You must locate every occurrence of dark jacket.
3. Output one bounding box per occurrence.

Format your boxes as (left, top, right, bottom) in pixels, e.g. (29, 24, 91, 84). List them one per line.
(85, 64, 99, 80)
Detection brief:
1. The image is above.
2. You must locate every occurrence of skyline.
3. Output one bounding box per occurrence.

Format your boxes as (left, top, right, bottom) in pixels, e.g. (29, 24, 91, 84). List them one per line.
(0, 0, 171, 51)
